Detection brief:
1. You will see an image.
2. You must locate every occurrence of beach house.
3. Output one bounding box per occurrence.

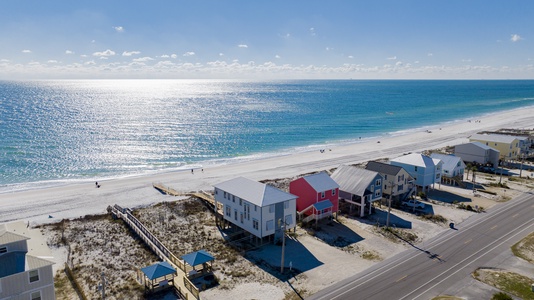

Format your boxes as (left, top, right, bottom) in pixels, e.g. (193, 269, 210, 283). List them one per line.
(390, 153, 442, 194)
(213, 177, 297, 244)
(289, 172, 340, 224)
(430, 153, 466, 186)
(469, 133, 522, 160)
(365, 161, 415, 202)
(330, 165, 383, 218)
(454, 141, 500, 167)
(0, 222, 56, 300)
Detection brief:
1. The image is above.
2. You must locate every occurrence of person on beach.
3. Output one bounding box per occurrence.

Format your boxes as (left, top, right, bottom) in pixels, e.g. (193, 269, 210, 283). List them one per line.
(191, 169, 194, 174)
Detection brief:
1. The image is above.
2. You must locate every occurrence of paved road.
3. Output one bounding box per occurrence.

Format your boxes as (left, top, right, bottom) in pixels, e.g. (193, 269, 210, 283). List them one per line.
(308, 192, 534, 300)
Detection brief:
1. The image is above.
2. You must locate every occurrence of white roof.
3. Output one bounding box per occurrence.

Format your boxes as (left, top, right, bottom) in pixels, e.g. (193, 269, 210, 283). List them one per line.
(390, 153, 437, 168)
(301, 172, 339, 192)
(430, 153, 464, 170)
(470, 133, 519, 144)
(214, 177, 296, 207)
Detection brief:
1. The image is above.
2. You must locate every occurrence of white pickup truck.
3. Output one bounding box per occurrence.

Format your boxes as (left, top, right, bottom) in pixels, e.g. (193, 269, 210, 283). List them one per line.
(401, 199, 425, 209)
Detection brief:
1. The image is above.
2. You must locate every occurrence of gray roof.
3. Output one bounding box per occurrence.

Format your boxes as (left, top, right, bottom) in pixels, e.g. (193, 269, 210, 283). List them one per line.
(0, 230, 29, 245)
(331, 165, 380, 196)
(301, 172, 339, 192)
(214, 177, 296, 207)
(365, 161, 403, 176)
(467, 141, 494, 150)
(0, 253, 54, 278)
(470, 133, 520, 144)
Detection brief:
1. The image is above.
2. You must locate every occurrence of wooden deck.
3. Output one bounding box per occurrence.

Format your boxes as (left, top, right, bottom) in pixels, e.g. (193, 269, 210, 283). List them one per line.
(153, 183, 185, 196)
(110, 204, 201, 299)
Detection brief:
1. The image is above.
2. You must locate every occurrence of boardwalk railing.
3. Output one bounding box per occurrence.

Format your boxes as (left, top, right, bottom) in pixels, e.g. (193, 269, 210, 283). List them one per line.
(110, 204, 200, 299)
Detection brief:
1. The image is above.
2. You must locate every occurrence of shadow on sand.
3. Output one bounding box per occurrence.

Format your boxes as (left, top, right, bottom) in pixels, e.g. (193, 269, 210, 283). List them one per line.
(361, 208, 413, 229)
(244, 235, 323, 281)
(428, 189, 472, 204)
(307, 219, 364, 247)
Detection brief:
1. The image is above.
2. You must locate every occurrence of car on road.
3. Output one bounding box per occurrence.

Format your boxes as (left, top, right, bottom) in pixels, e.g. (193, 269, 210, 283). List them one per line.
(401, 199, 425, 209)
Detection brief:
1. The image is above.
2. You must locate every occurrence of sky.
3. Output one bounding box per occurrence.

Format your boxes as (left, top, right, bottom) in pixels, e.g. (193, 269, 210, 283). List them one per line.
(1, 0, 533, 80)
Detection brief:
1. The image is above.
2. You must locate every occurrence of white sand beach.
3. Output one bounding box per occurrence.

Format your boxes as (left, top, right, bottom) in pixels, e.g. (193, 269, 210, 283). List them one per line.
(1, 107, 533, 226)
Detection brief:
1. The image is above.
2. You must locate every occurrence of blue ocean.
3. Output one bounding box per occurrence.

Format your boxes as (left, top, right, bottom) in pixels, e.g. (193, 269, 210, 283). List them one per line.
(1, 80, 533, 192)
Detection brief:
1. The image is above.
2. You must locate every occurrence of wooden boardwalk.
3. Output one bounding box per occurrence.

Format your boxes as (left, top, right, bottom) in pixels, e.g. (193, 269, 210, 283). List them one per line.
(153, 183, 184, 196)
(110, 204, 200, 299)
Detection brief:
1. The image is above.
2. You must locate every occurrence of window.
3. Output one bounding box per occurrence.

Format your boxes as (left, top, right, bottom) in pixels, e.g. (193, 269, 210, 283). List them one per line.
(240, 213, 243, 224)
(332, 189, 336, 196)
(269, 205, 274, 213)
(285, 214, 293, 226)
(266, 219, 274, 231)
(239, 198, 242, 206)
(253, 219, 259, 230)
(414, 166, 418, 171)
(215, 190, 218, 195)
(31, 291, 41, 300)
(254, 205, 257, 212)
(384, 174, 388, 180)
(321, 191, 325, 198)
(0, 246, 7, 254)
(384, 185, 388, 190)
(29, 270, 39, 283)
(370, 185, 374, 191)
(234, 210, 238, 221)
(374, 190, 381, 197)
(398, 175, 401, 182)
(232, 195, 235, 202)
(436, 173, 440, 179)
(225, 206, 231, 217)
(223, 191, 227, 198)
(375, 179, 381, 186)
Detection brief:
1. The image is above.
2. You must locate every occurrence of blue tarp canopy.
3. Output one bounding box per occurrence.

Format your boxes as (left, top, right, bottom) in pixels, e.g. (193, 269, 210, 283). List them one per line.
(140, 261, 175, 280)
(181, 249, 215, 267)
(313, 200, 333, 211)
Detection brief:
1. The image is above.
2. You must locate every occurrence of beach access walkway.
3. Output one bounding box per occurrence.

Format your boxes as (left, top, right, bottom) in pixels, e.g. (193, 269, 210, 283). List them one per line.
(109, 204, 201, 299)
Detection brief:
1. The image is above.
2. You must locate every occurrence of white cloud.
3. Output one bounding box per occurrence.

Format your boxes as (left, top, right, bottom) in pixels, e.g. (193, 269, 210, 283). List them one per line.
(428, 53, 433, 57)
(183, 52, 195, 57)
(310, 27, 316, 36)
(65, 50, 74, 55)
(160, 54, 170, 58)
(22, 49, 32, 53)
(84, 60, 96, 65)
(91, 40, 96, 43)
(171, 54, 177, 59)
(219, 53, 224, 56)
(80, 54, 88, 58)
(47, 60, 58, 63)
(93, 49, 116, 57)
(275, 55, 280, 59)
(511, 34, 523, 42)
(113, 26, 124, 33)
(133, 57, 154, 62)
(326, 47, 332, 51)
(387, 56, 397, 60)
(238, 44, 248, 48)
(122, 51, 141, 56)
(462, 59, 472, 62)
(1, 59, 9, 62)
(348, 55, 354, 59)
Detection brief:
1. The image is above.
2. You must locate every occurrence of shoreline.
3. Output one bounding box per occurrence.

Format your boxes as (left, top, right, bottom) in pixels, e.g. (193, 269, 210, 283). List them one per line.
(2, 104, 532, 195)
(1, 106, 534, 225)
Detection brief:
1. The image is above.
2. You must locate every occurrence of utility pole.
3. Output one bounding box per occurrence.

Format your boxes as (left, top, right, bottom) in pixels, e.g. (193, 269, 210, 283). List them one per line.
(499, 156, 504, 184)
(279, 219, 286, 273)
(386, 181, 396, 228)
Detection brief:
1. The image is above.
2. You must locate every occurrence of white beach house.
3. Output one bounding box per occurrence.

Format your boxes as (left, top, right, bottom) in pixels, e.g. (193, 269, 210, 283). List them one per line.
(213, 177, 297, 244)
(0, 222, 56, 300)
(390, 153, 442, 193)
(430, 153, 466, 186)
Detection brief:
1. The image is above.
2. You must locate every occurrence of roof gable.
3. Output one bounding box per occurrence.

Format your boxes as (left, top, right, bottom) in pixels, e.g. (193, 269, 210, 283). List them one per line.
(214, 177, 296, 207)
(430, 153, 464, 170)
(140, 261, 175, 280)
(470, 133, 519, 144)
(301, 172, 339, 192)
(391, 153, 436, 168)
(365, 161, 403, 175)
(331, 165, 380, 195)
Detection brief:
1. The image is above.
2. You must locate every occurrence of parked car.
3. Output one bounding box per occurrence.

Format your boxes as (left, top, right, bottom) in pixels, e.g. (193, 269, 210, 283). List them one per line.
(401, 199, 425, 209)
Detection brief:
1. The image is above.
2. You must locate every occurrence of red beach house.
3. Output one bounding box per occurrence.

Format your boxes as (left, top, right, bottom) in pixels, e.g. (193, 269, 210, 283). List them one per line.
(289, 172, 340, 223)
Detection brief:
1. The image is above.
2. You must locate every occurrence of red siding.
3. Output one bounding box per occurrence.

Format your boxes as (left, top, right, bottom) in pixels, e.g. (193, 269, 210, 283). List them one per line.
(289, 177, 339, 216)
